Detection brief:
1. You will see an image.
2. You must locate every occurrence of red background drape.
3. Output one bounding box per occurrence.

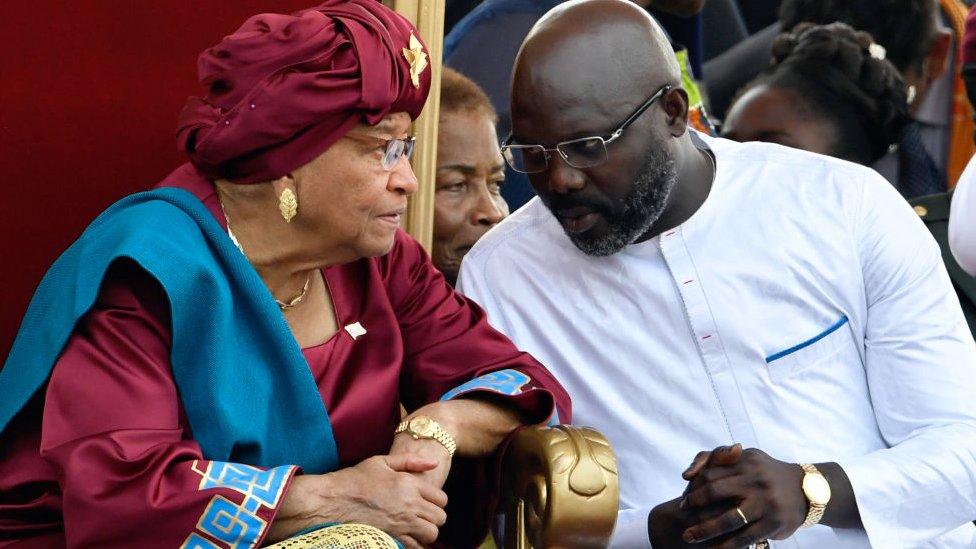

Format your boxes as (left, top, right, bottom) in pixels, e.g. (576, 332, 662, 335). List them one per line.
(0, 2, 314, 357)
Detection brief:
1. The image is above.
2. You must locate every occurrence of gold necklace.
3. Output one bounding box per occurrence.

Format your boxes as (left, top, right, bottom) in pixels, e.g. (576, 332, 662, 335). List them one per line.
(274, 271, 313, 310)
(219, 201, 313, 311)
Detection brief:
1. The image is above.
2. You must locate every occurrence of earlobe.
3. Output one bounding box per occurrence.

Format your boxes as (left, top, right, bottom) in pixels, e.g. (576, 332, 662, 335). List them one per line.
(664, 88, 690, 137)
(270, 174, 297, 194)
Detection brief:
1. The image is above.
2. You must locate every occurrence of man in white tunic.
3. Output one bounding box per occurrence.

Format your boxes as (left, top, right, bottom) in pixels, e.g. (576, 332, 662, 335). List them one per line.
(457, 1, 976, 547)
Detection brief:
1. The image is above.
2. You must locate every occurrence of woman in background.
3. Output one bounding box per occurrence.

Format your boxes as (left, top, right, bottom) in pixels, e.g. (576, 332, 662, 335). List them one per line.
(433, 68, 510, 286)
(722, 23, 911, 189)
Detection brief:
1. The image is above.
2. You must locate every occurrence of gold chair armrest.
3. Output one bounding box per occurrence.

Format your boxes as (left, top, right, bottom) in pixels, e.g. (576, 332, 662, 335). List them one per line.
(501, 425, 619, 548)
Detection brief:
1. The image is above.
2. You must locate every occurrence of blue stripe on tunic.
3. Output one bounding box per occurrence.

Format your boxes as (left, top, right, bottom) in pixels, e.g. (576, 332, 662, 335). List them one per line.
(766, 315, 850, 363)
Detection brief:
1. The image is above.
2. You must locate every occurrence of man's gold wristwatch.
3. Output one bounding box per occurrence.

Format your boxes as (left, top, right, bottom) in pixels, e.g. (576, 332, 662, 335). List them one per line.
(799, 463, 831, 528)
(395, 416, 457, 457)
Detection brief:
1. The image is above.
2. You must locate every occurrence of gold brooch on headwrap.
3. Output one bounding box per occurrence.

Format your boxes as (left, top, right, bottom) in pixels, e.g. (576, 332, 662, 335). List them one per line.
(402, 33, 428, 89)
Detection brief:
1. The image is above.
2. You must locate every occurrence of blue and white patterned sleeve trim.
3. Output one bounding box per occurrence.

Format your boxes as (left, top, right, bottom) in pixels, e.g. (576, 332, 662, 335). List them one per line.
(181, 460, 296, 549)
(440, 369, 560, 426)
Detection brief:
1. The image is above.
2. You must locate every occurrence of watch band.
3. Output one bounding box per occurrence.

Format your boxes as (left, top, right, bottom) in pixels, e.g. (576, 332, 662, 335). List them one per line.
(395, 417, 457, 457)
(800, 463, 827, 528)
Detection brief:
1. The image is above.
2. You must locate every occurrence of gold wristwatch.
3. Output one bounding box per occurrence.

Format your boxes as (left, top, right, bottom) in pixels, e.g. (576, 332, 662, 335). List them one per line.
(395, 416, 457, 457)
(799, 463, 831, 528)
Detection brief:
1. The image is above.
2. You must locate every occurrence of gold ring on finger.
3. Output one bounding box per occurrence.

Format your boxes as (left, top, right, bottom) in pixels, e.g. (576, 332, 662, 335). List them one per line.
(736, 506, 749, 526)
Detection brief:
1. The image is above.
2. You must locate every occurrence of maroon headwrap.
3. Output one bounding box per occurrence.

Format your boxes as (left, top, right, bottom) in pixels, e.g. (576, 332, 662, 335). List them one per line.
(177, 0, 431, 183)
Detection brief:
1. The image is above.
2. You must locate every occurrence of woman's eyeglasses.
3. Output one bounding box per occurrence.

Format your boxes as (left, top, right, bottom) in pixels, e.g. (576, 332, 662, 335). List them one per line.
(348, 131, 417, 171)
(380, 136, 416, 171)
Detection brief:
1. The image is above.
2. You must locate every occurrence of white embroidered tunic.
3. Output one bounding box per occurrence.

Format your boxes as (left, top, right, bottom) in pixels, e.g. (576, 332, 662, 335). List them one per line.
(459, 135, 976, 548)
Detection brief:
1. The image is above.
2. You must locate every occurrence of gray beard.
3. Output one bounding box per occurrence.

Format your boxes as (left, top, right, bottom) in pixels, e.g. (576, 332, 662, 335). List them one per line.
(567, 147, 677, 257)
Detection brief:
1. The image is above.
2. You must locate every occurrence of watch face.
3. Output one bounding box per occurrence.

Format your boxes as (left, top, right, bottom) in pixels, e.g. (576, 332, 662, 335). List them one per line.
(802, 473, 831, 505)
(409, 416, 435, 437)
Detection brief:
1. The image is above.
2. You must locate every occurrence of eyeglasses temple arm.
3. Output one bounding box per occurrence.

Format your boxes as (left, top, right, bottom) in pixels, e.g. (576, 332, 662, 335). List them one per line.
(607, 85, 673, 143)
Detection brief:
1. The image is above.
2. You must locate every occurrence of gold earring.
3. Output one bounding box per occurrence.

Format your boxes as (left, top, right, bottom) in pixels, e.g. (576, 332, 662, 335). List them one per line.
(279, 188, 298, 222)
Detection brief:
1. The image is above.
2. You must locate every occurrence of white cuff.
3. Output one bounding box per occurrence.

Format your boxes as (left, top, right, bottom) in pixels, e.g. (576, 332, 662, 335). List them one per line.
(610, 506, 655, 548)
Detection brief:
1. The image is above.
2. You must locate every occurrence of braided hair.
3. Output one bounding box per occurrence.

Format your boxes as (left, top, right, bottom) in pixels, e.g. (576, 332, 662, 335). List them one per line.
(779, 0, 937, 73)
(735, 22, 910, 165)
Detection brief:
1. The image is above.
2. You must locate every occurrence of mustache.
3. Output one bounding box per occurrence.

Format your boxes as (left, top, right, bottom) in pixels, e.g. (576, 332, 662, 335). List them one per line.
(544, 194, 614, 216)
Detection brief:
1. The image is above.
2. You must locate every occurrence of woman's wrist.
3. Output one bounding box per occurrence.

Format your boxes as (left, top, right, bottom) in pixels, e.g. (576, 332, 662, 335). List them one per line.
(405, 402, 461, 440)
(405, 398, 524, 456)
(395, 404, 457, 462)
(267, 474, 340, 543)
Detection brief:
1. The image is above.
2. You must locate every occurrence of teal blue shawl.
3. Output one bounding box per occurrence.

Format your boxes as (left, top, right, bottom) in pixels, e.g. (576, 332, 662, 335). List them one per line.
(0, 187, 338, 473)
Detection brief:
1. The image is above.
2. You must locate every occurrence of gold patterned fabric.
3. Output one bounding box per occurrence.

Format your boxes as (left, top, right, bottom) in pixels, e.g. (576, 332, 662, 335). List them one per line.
(267, 524, 400, 549)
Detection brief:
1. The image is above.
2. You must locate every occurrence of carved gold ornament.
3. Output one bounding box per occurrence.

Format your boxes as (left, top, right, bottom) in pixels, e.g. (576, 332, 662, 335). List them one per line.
(402, 33, 428, 89)
(502, 425, 619, 547)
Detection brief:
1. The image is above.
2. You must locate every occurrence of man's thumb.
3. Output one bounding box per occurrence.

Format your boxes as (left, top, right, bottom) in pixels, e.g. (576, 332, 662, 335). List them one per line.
(711, 443, 743, 466)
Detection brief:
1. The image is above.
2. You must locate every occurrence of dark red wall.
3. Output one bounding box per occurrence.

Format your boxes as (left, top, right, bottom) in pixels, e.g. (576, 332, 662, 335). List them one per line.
(0, 2, 314, 357)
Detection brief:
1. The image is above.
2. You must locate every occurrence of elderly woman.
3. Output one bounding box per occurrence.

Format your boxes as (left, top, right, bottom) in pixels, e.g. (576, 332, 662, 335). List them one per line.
(0, 2, 569, 548)
(433, 68, 510, 286)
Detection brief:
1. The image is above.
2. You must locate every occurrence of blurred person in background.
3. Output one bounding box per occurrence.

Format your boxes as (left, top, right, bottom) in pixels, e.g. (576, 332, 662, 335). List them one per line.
(722, 24, 910, 180)
(706, 0, 974, 191)
(945, 7, 976, 327)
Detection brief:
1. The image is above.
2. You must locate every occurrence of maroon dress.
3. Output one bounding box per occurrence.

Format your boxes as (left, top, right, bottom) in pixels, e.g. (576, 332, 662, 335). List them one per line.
(0, 165, 571, 548)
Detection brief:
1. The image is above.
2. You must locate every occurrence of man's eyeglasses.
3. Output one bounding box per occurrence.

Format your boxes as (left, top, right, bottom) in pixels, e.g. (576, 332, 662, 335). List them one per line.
(380, 136, 416, 171)
(501, 85, 673, 174)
